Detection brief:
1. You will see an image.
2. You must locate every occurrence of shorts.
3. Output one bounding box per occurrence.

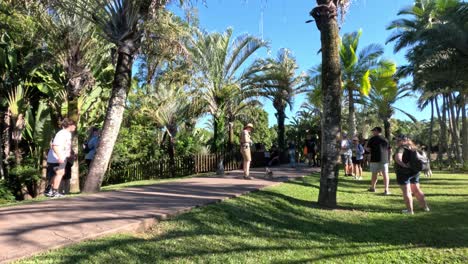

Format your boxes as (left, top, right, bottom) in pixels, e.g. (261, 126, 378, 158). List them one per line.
(397, 172, 420, 185)
(341, 154, 352, 165)
(240, 146, 251, 162)
(352, 157, 363, 165)
(369, 162, 389, 174)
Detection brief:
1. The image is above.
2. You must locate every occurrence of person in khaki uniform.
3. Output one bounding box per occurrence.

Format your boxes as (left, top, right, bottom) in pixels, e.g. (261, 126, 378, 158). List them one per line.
(240, 123, 254, 179)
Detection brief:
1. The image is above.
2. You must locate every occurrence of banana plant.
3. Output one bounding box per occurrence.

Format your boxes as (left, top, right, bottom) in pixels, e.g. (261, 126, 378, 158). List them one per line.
(6, 85, 30, 165)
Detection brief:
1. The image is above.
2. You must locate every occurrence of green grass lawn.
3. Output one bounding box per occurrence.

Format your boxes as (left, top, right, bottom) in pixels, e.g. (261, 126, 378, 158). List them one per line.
(18, 171, 468, 264)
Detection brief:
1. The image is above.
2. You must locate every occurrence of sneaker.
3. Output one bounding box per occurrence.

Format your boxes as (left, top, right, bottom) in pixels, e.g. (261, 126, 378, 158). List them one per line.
(243, 176, 253, 180)
(384, 190, 392, 195)
(423, 207, 430, 212)
(44, 190, 54, 197)
(357, 177, 363, 180)
(367, 187, 376, 192)
(50, 191, 64, 198)
(402, 209, 414, 215)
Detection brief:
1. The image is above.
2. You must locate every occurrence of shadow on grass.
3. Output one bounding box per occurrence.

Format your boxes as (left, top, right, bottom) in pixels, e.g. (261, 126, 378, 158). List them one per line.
(25, 174, 468, 264)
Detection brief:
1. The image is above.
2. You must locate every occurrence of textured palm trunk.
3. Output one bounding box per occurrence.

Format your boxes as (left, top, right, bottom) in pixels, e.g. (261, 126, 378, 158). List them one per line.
(212, 116, 219, 152)
(0, 113, 4, 179)
(84, 39, 136, 193)
(67, 97, 80, 193)
(429, 98, 434, 160)
(3, 110, 10, 162)
(227, 121, 234, 152)
(276, 109, 286, 152)
(347, 86, 356, 136)
(383, 118, 391, 142)
(447, 93, 462, 164)
(462, 95, 467, 167)
(311, 0, 342, 208)
(167, 125, 177, 178)
(435, 97, 446, 166)
(38, 149, 48, 196)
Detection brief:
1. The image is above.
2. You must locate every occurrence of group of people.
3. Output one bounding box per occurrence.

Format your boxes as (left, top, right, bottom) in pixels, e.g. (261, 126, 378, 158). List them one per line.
(44, 118, 100, 198)
(343, 126, 430, 215)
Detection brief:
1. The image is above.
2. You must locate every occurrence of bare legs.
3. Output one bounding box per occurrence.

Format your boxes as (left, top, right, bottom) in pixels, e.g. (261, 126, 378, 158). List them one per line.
(353, 164, 362, 179)
(370, 171, 389, 193)
(400, 183, 429, 213)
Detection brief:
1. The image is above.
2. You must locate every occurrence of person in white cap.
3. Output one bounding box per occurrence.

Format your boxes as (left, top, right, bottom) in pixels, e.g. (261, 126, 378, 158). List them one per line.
(240, 123, 254, 179)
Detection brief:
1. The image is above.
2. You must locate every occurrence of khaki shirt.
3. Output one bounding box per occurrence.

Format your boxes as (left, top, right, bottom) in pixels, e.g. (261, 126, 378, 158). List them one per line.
(241, 129, 252, 145)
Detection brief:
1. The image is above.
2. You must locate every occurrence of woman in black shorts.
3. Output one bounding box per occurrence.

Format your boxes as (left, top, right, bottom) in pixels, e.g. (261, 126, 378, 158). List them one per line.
(394, 135, 430, 215)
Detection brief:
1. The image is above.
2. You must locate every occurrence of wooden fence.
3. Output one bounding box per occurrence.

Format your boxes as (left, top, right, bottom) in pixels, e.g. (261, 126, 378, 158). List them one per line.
(102, 151, 245, 186)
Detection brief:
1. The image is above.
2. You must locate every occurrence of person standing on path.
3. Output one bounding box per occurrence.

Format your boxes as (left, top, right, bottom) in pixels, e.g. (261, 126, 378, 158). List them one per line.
(394, 134, 430, 214)
(45, 118, 76, 198)
(240, 123, 254, 180)
(365, 127, 391, 195)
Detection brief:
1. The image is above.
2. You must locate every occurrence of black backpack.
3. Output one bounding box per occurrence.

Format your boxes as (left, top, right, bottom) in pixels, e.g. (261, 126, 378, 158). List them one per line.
(82, 142, 91, 154)
(404, 148, 430, 173)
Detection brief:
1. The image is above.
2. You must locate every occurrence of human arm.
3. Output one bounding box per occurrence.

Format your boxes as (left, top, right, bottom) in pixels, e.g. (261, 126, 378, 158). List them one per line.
(395, 149, 409, 168)
(52, 145, 65, 163)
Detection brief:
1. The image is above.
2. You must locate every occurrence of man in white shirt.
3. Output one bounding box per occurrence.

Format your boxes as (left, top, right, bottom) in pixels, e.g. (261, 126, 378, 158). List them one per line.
(45, 118, 76, 198)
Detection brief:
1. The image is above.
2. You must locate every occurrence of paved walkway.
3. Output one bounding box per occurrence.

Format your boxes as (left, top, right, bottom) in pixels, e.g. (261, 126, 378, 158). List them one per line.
(0, 165, 318, 263)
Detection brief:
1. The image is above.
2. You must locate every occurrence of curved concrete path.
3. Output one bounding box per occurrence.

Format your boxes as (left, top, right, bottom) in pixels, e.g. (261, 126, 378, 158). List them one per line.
(0, 165, 318, 263)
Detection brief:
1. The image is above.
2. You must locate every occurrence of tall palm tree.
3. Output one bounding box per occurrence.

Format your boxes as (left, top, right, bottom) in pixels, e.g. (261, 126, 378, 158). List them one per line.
(41, 8, 106, 192)
(387, 0, 468, 166)
(308, 0, 350, 208)
(189, 28, 267, 153)
(367, 60, 417, 142)
(247, 49, 308, 153)
(340, 30, 385, 136)
(58, 0, 181, 192)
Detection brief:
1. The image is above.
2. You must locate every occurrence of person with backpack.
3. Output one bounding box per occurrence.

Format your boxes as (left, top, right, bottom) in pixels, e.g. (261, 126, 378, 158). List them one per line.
(84, 127, 100, 168)
(394, 134, 430, 215)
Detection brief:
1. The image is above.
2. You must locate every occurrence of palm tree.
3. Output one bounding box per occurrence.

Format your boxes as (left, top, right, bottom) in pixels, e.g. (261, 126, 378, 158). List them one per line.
(189, 28, 267, 153)
(367, 59, 416, 142)
(247, 49, 308, 154)
(41, 8, 107, 192)
(308, 0, 350, 208)
(387, 0, 468, 166)
(340, 30, 385, 136)
(142, 65, 196, 177)
(58, 0, 180, 192)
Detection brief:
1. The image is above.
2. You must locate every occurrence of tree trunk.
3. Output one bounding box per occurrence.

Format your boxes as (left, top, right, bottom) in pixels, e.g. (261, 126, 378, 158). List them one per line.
(167, 125, 177, 178)
(3, 110, 10, 163)
(68, 97, 80, 193)
(0, 113, 4, 179)
(435, 97, 445, 165)
(461, 94, 467, 167)
(212, 116, 219, 152)
(347, 86, 356, 136)
(37, 149, 48, 196)
(277, 109, 286, 152)
(448, 93, 462, 164)
(227, 121, 234, 152)
(84, 39, 136, 193)
(383, 118, 391, 142)
(428, 98, 434, 160)
(311, 0, 342, 208)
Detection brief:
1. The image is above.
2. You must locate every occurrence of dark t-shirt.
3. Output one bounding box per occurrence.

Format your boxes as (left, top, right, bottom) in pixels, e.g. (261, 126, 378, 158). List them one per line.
(305, 139, 316, 153)
(367, 135, 389, 163)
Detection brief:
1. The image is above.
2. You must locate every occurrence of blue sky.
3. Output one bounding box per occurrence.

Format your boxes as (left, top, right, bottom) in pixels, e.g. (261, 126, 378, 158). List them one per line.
(170, 0, 430, 127)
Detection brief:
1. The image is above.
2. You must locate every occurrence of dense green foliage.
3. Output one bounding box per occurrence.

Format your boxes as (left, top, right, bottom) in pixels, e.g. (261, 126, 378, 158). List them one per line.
(19, 171, 468, 263)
